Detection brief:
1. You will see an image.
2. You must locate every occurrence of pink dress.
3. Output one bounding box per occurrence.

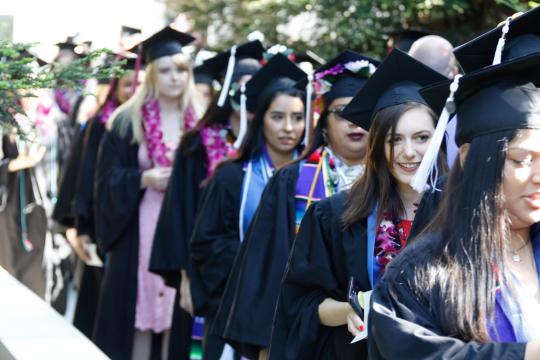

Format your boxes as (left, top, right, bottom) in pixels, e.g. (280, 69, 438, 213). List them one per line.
(134, 142, 177, 332)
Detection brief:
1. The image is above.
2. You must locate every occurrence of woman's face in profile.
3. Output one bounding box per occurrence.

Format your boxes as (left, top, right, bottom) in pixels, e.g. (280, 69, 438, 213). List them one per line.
(503, 129, 540, 230)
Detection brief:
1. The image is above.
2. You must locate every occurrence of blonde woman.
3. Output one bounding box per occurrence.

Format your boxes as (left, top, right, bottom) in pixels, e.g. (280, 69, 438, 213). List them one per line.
(93, 27, 204, 360)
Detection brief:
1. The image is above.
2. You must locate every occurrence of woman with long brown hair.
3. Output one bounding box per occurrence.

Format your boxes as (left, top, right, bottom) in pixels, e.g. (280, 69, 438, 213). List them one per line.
(368, 48, 540, 360)
(268, 49, 447, 360)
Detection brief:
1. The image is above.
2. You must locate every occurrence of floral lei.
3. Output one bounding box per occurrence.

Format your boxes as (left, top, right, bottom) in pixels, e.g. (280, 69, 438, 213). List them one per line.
(200, 125, 235, 176)
(142, 99, 198, 167)
(314, 60, 377, 95)
(100, 98, 118, 125)
(374, 213, 407, 275)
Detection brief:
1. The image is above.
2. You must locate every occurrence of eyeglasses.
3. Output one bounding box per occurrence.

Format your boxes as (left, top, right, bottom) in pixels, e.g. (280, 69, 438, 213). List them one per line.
(328, 105, 348, 121)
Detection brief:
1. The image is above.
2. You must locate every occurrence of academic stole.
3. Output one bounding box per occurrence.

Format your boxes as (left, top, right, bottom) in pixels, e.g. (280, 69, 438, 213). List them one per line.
(294, 148, 337, 235)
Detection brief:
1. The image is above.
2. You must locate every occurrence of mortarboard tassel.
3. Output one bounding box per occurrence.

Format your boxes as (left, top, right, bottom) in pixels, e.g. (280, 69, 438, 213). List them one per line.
(492, 17, 512, 66)
(410, 74, 462, 193)
(303, 72, 314, 146)
(233, 83, 248, 149)
(217, 45, 238, 107)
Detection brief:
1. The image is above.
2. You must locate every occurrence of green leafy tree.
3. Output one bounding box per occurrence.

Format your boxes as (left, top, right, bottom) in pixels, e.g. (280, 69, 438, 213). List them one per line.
(0, 41, 124, 134)
(167, 0, 532, 59)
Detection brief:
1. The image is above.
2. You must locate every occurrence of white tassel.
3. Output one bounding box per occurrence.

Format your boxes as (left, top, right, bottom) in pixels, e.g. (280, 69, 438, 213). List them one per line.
(303, 72, 314, 146)
(233, 83, 247, 149)
(217, 45, 238, 107)
(492, 17, 512, 66)
(410, 74, 462, 193)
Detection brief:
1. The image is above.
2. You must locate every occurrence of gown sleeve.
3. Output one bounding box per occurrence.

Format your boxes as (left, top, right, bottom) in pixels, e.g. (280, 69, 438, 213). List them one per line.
(73, 116, 105, 238)
(94, 118, 142, 253)
(368, 241, 527, 360)
(190, 162, 242, 310)
(211, 164, 298, 351)
(52, 123, 86, 227)
(149, 134, 207, 288)
(269, 199, 338, 360)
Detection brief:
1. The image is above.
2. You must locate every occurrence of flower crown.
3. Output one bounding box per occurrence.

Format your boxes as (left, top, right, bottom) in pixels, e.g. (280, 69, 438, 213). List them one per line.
(314, 60, 376, 95)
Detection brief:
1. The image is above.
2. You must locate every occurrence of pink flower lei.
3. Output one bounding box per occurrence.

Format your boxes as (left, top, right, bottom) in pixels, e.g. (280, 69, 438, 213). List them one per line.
(142, 99, 198, 167)
(100, 98, 119, 124)
(374, 213, 406, 274)
(200, 125, 234, 176)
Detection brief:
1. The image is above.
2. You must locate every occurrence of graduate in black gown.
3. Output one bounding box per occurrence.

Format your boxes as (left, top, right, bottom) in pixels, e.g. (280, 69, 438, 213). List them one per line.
(70, 56, 143, 339)
(368, 50, 540, 360)
(410, 6, 540, 239)
(189, 53, 306, 359)
(93, 26, 204, 360)
(211, 50, 378, 359)
(267, 49, 448, 360)
(148, 40, 264, 359)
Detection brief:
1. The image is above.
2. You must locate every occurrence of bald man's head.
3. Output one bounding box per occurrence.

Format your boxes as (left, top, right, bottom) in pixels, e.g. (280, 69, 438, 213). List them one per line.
(409, 35, 459, 79)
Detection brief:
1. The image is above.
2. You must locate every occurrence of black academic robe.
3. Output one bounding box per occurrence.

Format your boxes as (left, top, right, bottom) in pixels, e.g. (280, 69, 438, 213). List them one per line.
(408, 175, 447, 241)
(93, 116, 189, 360)
(368, 233, 527, 359)
(211, 162, 300, 358)
(0, 136, 47, 297)
(190, 160, 244, 318)
(149, 132, 207, 288)
(73, 116, 105, 239)
(52, 122, 86, 227)
(268, 191, 370, 360)
(71, 116, 105, 339)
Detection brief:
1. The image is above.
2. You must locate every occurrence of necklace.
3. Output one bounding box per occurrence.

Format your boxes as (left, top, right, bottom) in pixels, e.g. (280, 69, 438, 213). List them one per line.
(507, 239, 531, 262)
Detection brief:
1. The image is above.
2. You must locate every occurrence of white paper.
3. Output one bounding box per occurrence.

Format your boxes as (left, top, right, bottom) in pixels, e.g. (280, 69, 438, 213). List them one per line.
(351, 290, 372, 343)
(84, 243, 104, 267)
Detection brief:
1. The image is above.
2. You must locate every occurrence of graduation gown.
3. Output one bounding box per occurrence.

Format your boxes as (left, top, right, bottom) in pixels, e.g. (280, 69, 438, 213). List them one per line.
(93, 116, 189, 360)
(149, 132, 207, 288)
(211, 162, 300, 357)
(71, 116, 106, 339)
(268, 191, 370, 360)
(52, 122, 86, 227)
(0, 136, 47, 297)
(408, 175, 447, 241)
(73, 116, 106, 239)
(368, 233, 527, 359)
(190, 160, 244, 318)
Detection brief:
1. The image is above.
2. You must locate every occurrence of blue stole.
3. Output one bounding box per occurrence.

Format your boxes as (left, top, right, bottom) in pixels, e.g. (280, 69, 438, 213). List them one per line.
(367, 206, 381, 288)
(238, 148, 274, 242)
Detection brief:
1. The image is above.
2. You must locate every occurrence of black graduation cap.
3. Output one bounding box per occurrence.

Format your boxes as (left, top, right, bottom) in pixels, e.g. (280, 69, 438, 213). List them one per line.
(203, 40, 265, 81)
(20, 49, 48, 67)
(244, 53, 306, 113)
(193, 64, 214, 86)
(420, 52, 540, 146)
(121, 25, 142, 37)
(55, 36, 79, 53)
(127, 26, 195, 63)
(340, 49, 447, 130)
(387, 29, 432, 52)
(296, 50, 380, 107)
(454, 7, 540, 73)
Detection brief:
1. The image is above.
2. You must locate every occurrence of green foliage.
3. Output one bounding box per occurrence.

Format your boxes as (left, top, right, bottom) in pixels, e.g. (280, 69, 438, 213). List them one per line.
(0, 41, 125, 134)
(168, 0, 531, 59)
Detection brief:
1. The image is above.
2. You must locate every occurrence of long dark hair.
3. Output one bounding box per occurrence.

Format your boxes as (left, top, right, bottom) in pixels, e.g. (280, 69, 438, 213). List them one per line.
(235, 87, 306, 163)
(181, 96, 233, 155)
(342, 102, 446, 225)
(415, 130, 517, 342)
(298, 107, 330, 161)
